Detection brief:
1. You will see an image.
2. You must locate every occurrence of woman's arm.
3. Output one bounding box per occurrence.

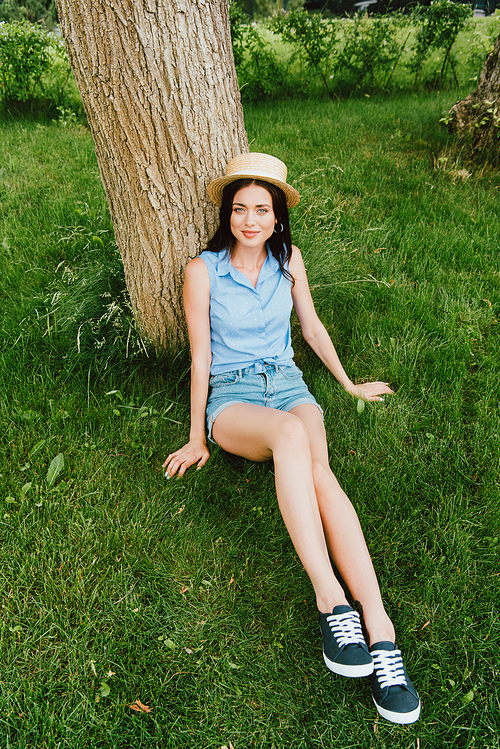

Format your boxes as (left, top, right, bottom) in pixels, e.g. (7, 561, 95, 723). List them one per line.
(163, 257, 212, 477)
(289, 246, 393, 402)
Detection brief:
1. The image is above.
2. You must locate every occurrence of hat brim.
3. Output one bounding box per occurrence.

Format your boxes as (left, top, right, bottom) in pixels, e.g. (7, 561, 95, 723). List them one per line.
(207, 174, 300, 209)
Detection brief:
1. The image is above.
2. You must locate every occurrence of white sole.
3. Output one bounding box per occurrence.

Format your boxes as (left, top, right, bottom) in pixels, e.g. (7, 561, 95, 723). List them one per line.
(323, 651, 374, 677)
(372, 697, 421, 724)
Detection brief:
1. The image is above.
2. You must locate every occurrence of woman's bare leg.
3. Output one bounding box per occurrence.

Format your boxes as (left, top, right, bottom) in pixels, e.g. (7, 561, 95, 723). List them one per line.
(289, 404, 395, 646)
(212, 402, 348, 613)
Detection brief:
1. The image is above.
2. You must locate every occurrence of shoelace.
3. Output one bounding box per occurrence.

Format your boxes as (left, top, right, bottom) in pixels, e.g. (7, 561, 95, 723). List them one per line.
(371, 648, 408, 689)
(326, 610, 365, 647)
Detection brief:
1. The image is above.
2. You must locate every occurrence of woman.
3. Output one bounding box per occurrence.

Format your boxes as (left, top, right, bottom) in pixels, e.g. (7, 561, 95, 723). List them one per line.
(163, 153, 420, 724)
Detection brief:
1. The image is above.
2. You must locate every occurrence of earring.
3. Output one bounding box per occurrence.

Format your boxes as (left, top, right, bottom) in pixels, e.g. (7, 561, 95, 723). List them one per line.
(273, 222, 284, 234)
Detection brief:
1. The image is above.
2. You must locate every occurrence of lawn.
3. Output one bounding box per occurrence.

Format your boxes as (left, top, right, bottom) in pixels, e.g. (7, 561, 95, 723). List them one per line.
(0, 90, 499, 748)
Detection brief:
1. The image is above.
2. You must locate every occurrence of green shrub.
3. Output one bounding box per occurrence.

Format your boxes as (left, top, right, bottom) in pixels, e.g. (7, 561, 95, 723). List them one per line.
(0, 20, 54, 102)
(230, 6, 496, 100)
(0, 19, 80, 116)
(409, 0, 473, 87)
(245, 25, 289, 99)
(0, 0, 57, 29)
(339, 12, 406, 90)
(230, 3, 288, 101)
(271, 8, 338, 91)
(230, 0, 250, 69)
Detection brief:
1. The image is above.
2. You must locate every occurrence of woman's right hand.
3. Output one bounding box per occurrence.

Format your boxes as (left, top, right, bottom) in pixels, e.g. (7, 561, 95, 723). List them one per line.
(163, 439, 210, 478)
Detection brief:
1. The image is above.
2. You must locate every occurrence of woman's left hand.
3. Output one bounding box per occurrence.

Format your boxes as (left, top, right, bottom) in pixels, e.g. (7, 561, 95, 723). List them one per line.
(345, 381, 394, 402)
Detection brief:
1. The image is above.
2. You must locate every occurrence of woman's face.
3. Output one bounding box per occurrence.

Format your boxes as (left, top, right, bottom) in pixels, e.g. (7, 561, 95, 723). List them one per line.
(230, 183, 276, 252)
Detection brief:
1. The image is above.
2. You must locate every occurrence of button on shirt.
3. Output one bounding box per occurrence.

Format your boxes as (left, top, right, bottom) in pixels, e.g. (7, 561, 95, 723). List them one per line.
(200, 248, 295, 375)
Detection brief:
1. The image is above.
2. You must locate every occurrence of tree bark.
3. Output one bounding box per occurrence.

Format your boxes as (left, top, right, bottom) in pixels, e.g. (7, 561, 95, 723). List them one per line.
(449, 33, 500, 161)
(55, 0, 248, 349)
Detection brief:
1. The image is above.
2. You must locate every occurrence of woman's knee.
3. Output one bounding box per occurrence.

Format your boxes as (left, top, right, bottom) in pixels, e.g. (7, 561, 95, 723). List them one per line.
(273, 411, 310, 454)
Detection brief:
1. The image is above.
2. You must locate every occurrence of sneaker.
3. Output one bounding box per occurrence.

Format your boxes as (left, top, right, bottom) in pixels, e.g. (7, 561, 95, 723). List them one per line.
(370, 641, 421, 724)
(319, 605, 373, 677)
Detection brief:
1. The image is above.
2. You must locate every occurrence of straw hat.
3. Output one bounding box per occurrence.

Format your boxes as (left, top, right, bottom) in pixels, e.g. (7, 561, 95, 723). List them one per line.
(207, 152, 300, 208)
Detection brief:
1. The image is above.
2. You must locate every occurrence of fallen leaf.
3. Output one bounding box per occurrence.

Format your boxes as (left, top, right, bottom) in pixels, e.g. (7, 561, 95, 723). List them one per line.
(99, 682, 110, 698)
(129, 699, 153, 713)
(180, 586, 189, 594)
(228, 575, 235, 586)
(46, 453, 64, 488)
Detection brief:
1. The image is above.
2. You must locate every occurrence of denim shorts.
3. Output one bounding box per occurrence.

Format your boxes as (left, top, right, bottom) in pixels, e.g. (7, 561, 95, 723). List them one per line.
(206, 362, 323, 444)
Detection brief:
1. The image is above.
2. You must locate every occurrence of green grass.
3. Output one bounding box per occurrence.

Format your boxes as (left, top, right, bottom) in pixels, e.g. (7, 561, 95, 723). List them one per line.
(1, 91, 499, 748)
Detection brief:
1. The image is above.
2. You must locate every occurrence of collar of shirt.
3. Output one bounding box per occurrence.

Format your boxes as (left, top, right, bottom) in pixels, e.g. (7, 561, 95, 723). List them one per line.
(215, 246, 280, 289)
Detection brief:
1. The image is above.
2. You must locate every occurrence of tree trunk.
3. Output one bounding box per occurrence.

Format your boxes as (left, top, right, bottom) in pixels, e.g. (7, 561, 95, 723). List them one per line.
(55, 0, 248, 349)
(449, 33, 500, 161)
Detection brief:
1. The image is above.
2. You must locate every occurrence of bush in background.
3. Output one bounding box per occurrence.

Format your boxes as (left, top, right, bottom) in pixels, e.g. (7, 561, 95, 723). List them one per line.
(272, 7, 338, 91)
(230, 0, 497, 101)
(0, 20, 53, 102)
(339, 11, 406, 90)
(230, 2, 290, 100)
(0, 20, 82, 117)
(409, 0, 473, 87)
(0, 0, 57, 30)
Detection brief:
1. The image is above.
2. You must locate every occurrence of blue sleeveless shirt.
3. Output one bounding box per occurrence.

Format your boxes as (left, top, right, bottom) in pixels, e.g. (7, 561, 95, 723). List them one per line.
(200, 248, 295, 376)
